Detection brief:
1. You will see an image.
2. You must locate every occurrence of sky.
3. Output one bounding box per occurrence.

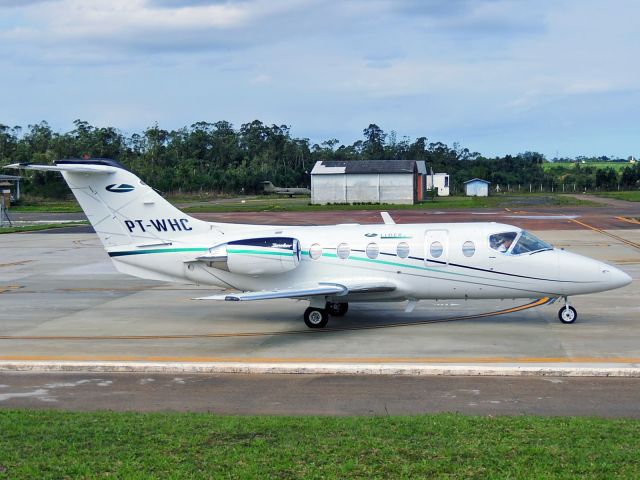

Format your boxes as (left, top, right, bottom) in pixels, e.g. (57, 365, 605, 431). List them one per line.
(0, 0, 638, 158)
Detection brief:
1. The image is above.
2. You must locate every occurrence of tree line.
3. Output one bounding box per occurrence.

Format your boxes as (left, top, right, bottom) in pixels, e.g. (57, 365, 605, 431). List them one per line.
(0, 120, 638, 199)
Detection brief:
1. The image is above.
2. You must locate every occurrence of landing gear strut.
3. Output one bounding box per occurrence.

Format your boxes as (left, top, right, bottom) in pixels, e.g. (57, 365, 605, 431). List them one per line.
(558, 298, 577, 324)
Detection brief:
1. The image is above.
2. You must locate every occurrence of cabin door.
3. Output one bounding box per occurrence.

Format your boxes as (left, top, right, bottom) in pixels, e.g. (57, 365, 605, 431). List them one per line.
(424, 229, 449, 266)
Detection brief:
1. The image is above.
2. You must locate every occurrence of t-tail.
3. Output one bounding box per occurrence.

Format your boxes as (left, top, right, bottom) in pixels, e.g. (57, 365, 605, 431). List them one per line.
(7, 158, 212, 248)
(5, 158, 232, 282)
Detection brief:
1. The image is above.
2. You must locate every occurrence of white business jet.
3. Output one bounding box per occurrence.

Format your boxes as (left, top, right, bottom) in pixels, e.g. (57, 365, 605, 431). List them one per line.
(8, 159, 632, 328)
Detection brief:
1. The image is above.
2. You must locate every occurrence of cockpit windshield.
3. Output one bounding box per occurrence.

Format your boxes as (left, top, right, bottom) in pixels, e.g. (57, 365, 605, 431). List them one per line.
(511, 230, 553, 255)
(489, 230, 552, 255)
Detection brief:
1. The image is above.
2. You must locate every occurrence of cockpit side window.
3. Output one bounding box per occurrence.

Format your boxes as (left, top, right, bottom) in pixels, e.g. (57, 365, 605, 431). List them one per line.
(489, 232, 518, 254)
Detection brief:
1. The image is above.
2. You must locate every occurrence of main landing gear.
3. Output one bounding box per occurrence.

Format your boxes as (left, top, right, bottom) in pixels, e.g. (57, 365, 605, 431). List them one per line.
(303, 302, 348, 328)
(558, 297, 577, 324)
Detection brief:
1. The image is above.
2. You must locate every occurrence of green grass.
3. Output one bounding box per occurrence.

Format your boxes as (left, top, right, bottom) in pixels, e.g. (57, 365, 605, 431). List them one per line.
(594, 191, 640, 202)
(0, 411, 638, 479)
(9, 203, 82, 213)
(4, 193, 597, 216)
(0, 222, 88, 234)
(181, 193, 596, 213)
(543, 161, 632, 172)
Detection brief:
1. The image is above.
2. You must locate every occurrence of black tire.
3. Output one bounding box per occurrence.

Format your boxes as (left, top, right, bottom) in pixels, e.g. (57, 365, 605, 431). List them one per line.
(558, 305, 577, 324)
(304, 307, 329, 328)
(326, 302, 349, 317)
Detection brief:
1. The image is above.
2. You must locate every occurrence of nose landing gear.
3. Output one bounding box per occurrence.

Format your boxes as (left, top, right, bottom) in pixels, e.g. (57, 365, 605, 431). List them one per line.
(558, 298, 577, 324)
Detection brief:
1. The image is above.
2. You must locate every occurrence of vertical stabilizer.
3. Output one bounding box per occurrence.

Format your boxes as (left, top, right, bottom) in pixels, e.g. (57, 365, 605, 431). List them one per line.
(8, 159, 212, 247)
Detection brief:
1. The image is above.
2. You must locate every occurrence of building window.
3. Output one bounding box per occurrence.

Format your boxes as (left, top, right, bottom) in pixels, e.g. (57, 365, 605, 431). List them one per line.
(430, 241, 443, 258)
(396, 242, 410, 259)
(462, 241, 475, 257)
(337, 243, 350, 259)
(309, 243, 322, 260)
(366, 243, 379, 259)
(444, 176, 449, 188)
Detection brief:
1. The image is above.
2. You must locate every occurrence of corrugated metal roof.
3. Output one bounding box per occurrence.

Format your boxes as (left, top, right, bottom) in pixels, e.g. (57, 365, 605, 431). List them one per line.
(0, 175, 21, 181)
(311, 160, 417, 175)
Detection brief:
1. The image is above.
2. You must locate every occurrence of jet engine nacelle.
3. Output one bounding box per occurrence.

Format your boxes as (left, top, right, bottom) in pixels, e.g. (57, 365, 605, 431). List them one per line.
(199, 237, 301, 276)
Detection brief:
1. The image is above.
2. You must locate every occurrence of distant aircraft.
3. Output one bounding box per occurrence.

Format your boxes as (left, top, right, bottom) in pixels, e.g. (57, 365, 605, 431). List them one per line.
(7, 159, 632, 328)
(261, 181, 310, 197)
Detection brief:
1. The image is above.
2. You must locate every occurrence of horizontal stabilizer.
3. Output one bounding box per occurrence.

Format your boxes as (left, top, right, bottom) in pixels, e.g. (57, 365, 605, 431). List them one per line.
(5, 163, 117, 174)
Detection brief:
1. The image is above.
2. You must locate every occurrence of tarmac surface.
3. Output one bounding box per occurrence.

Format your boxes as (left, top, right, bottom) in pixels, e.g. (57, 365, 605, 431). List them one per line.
(1, 201, 639, 414)
(1, 372, 639, 417)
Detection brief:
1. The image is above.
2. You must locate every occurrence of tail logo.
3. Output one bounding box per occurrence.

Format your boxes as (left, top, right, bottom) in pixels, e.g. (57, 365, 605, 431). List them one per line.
(106, 184, 135, 193)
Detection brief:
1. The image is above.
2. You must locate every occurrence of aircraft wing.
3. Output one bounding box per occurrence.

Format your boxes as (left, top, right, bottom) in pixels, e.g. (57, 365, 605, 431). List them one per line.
(194, 281, 395, 302)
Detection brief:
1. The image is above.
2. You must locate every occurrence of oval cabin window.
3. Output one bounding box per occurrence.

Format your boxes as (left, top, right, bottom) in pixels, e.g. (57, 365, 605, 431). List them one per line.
(366, 242, 379, 259)
(462, 241, 475, 257)
(309, 243, 322, 260)
(396, 242, 410, 259)
(337, 243, 350, 259)
(430, 241, 443, 258)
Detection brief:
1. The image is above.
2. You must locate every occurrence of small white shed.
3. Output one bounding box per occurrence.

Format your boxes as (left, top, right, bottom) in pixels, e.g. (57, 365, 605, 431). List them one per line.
(464, 178, 491, 197)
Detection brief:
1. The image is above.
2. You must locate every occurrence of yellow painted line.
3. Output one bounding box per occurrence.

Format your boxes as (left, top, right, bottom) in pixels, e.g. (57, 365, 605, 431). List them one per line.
(0, 285, 23, 294)
(1, 355, 639, 364)
(615, 216, 640, 225)
(570, 218, 640, 251)
(0, 260, 33, 268)
(0, 298, 551, 341)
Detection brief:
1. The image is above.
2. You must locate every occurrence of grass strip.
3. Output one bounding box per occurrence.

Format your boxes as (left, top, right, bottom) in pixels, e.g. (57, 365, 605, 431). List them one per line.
(181, 194, 597, 213)
(594, 191, 640, 202)
(0, 222, 89, 234)
(7, 193, 598, 216)
(0, 410, 638, 478)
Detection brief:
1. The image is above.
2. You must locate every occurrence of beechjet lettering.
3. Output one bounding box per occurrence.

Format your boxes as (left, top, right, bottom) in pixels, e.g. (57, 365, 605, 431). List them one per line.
(7, 158, 632, 329)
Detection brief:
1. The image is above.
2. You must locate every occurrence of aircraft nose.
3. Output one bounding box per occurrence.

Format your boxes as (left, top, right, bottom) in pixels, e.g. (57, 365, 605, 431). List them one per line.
(605, 265, 633, 289)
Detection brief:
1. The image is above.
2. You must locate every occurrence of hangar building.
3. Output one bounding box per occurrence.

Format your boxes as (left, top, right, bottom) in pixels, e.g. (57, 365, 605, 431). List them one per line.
(311, 160, 426, 205)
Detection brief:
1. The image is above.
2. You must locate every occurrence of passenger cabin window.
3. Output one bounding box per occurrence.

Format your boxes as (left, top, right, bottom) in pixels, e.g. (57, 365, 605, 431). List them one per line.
(309, 243, 322, 260)
(396, 242, 410, 259)
(430, 241, 443, 258)
(462, 241, 475, 257)
(366, 242, 379, 259)
(337, 243, 350, 259)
